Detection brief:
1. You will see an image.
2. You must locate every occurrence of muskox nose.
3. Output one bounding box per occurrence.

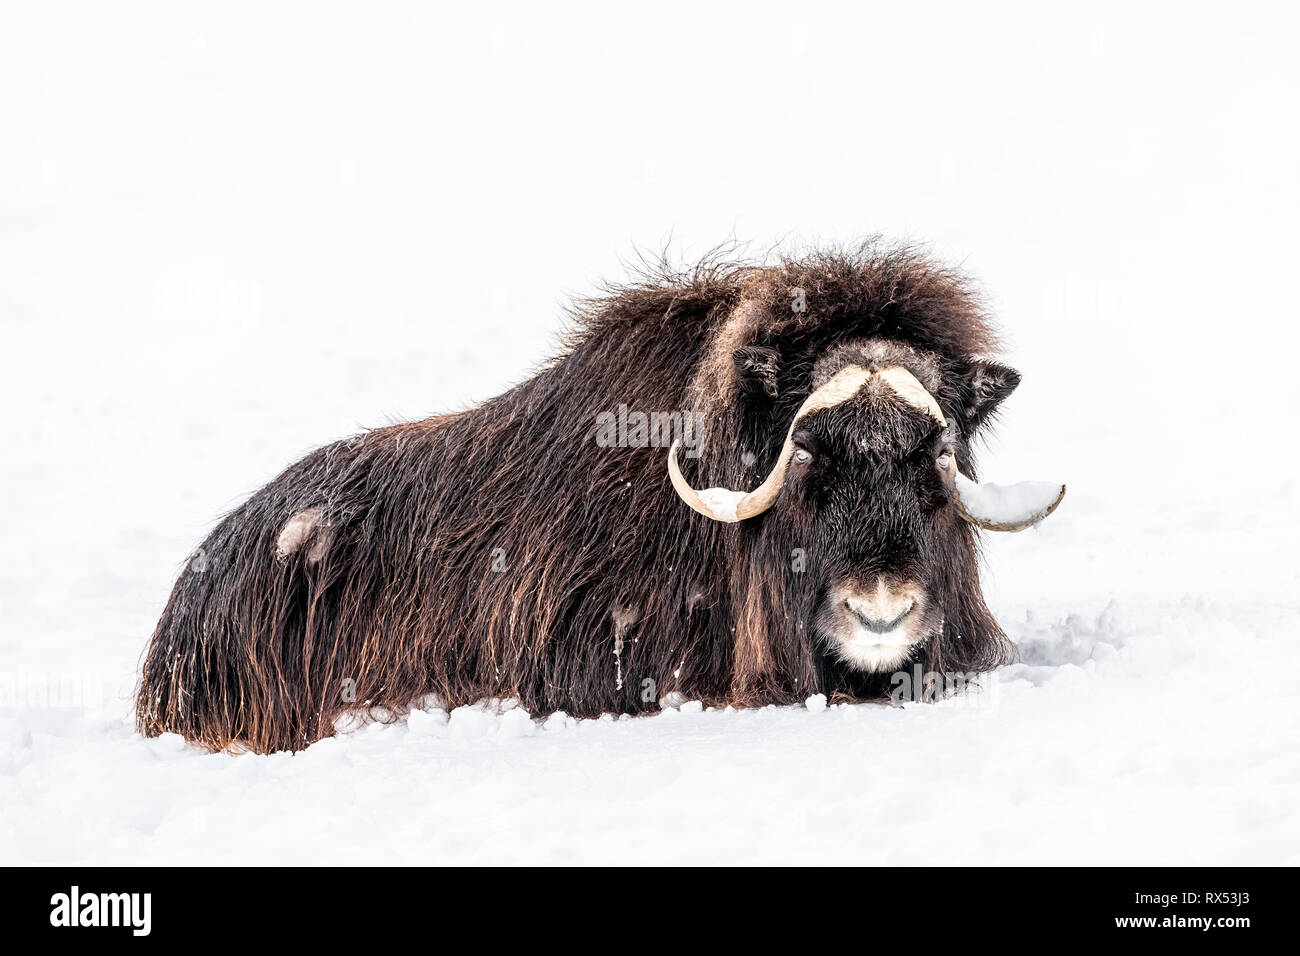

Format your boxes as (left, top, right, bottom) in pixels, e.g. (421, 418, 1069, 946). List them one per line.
(843, 596, 914, 634)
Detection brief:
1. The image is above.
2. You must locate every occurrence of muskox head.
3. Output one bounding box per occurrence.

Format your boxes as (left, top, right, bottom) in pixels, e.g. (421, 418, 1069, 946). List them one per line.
(668, 338, 1065, 677)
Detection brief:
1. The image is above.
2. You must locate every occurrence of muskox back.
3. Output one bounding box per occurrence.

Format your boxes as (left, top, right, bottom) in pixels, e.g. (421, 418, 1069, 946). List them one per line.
(138, 244, 1018, 752)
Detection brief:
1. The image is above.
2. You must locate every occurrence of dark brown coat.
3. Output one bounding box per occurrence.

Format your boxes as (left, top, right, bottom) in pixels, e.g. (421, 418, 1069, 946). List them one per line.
(137, 244, 1017, 752)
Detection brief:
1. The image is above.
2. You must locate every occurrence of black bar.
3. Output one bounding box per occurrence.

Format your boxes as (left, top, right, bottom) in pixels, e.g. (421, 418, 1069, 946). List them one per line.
(3, 866, 1286, 942)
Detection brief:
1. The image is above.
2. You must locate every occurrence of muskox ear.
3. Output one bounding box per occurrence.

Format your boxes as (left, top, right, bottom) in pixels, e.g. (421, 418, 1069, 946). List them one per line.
(962, 360, 1021, 431)
(733, 346, 781, 398)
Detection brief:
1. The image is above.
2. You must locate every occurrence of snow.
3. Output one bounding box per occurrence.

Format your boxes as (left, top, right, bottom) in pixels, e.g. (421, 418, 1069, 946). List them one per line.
(697, 487, 745, 522)
(2, 2, 1299, 865)
(954, 473, 1066, 529)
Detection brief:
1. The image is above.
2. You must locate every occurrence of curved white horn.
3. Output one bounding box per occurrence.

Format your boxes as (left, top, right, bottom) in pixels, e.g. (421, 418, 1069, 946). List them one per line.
(667, 440, 748, 522)
(951, 473, 1066, 532)
(876, 367, 1066, 532)
(667, 365, 874, 522)
(876, 366, 946, 427)
(667, 360, 1065, 529)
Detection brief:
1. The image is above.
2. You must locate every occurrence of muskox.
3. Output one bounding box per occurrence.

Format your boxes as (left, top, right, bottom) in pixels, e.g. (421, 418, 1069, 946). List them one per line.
(137, 243, 1064, 752)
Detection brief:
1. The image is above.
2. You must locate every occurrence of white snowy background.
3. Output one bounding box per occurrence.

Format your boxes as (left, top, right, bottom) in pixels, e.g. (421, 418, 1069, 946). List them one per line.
(2, 2, 1298, 864)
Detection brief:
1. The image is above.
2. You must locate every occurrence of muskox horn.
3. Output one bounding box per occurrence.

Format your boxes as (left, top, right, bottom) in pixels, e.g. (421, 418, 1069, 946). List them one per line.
(881, 371, 1064, 532)
(668, 364, 876, 522)
(668, 362, 1065, 530)
(875, 365, 947, 427)
(898, 379, 1063, 532)
(950, 472, 1067, 532)
(868, 368, 1065, 532)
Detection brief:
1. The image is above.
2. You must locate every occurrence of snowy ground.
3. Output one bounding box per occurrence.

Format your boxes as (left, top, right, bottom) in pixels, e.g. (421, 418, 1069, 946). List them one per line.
(2, 3, 1298, 865)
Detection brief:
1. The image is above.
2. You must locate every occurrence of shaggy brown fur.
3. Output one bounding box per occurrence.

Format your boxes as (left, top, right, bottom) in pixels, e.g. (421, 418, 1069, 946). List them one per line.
(137, 242, 1023, 752)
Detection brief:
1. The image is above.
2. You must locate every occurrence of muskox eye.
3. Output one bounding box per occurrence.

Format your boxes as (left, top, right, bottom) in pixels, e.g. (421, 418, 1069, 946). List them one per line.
(793, 448, 813, 465)
(936, 452, 952, 470)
